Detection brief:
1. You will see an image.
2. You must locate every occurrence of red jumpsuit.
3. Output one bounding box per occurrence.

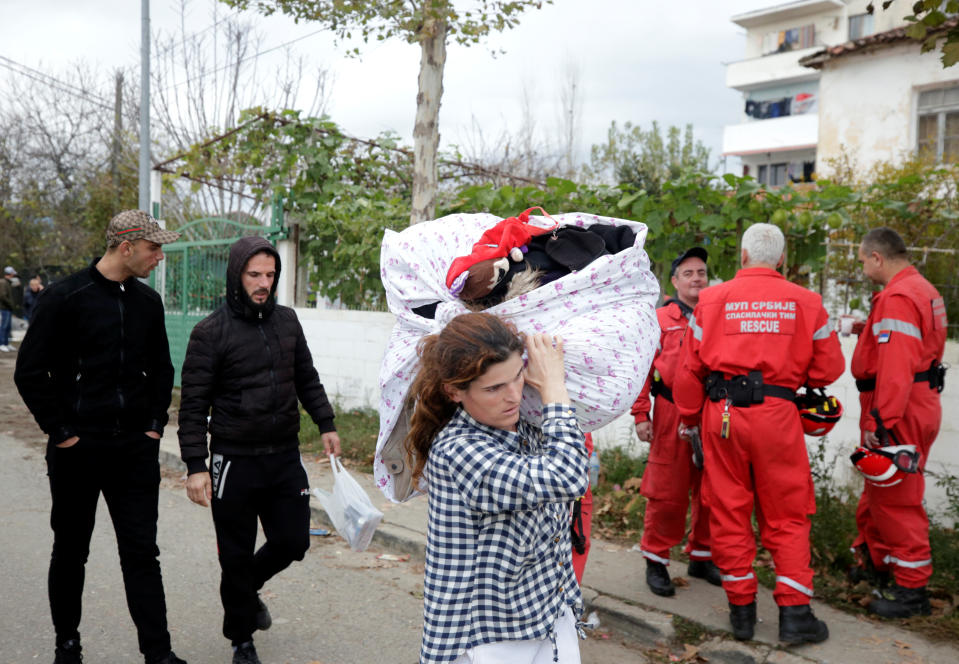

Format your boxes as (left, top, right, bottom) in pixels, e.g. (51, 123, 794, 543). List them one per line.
(631, 299, 712, 566)
(571, 433, 594, 584)
(674, 267, 844, 607)
(851, 266, 947, 588)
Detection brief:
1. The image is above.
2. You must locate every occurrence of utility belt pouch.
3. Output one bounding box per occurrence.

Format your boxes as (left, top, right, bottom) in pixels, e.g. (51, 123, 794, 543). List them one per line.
(705, 372, 725, 401)
(708, 371, 765, 406)
(930, 360, 947, 393)
(650, 376, 664, 398)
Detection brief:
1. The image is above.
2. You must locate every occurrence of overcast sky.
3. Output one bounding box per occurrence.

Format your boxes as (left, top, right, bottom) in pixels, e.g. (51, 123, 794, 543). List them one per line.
(0, 0, 775, 171)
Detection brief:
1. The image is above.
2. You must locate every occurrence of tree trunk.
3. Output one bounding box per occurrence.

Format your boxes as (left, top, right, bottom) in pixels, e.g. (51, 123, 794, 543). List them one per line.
(410, 14, 447, 225)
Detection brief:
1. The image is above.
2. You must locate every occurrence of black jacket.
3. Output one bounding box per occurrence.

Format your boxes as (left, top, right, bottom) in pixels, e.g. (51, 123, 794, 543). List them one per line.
(177, 236, 335, 474)
(14, 261, 174, 444)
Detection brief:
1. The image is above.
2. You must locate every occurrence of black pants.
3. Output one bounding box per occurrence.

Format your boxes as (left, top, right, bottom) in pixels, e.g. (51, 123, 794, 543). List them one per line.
(46, 433, 171, 660)
(210, 448, 311, 644)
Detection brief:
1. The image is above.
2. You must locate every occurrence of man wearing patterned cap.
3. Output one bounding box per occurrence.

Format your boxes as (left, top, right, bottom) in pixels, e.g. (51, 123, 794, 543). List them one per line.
(15, 210, 187, 664)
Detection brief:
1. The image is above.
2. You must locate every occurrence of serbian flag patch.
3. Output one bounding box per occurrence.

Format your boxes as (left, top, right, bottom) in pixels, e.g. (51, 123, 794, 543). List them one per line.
(877, 329, 892, 344)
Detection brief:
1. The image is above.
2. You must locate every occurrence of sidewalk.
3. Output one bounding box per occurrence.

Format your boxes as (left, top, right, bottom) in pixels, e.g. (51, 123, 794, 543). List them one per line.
(158, 434, 958, 664)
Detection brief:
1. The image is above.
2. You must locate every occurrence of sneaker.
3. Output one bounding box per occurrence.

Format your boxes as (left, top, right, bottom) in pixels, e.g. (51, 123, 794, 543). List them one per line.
(867, 584, 931, 619)
(0, 345, 11, 352)
(779, 604, 829, 644)
(687, 559, 722, 587)
(148, 652, 187, 664)
(645, 560, 675, 597)
(53, 639, 83, 664)
(233, 641, 262, 664)
(255, 593, 272, 631)
(729, 602, 756, 641)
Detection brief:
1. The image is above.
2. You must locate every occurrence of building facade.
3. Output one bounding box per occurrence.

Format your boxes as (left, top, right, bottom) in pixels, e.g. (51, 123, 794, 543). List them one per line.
(800, 18, 959, 176)
(723, 0, 910, 184)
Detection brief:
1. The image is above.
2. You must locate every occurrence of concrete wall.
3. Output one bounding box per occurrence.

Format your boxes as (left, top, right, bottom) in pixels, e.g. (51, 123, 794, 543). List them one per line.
(296, 308, 395, 411)
(299, 308, 959, 517)
(817, 42, 959, 174)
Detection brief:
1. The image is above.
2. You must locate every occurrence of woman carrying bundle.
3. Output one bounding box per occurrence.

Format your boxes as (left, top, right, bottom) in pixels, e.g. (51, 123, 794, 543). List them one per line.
(406, 312, 589, 664)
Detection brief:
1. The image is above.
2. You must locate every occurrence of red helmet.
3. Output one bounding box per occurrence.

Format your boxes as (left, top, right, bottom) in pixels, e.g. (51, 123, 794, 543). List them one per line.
(796, 388, 843, 436)
(850, 445, 920, 488)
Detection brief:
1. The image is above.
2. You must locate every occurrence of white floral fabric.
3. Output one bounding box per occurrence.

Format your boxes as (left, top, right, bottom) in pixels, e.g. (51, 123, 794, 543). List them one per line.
(374, 212, 661, 502)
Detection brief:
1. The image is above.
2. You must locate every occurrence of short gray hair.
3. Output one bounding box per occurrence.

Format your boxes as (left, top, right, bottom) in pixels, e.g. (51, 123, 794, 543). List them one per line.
(742, 223, 785, 266)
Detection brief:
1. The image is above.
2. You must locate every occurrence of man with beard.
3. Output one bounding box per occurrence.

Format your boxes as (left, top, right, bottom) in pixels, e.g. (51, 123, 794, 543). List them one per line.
(177, 237, 341, 664)
(849, 227, 947, 618)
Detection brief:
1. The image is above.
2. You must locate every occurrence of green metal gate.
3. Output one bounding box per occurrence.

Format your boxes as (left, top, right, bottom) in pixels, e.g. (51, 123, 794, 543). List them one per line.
(157, 212, 286, 385)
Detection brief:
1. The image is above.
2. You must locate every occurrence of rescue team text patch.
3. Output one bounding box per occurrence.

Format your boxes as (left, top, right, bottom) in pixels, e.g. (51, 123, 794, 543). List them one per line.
(723, 299, 797, 335)
(877, 330, 891, 344)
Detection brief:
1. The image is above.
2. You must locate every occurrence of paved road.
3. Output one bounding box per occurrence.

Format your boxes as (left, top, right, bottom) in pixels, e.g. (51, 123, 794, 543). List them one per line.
(0, 434, 646, 663)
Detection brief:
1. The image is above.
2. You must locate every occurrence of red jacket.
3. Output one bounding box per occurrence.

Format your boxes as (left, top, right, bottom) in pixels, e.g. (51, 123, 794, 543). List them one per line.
(851, 265, 947, 433)
(675, 267, 845, 425)
(631, 299, 689, 423)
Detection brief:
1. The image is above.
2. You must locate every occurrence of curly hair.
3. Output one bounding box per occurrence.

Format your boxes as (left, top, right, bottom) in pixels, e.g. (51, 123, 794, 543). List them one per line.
(405, 313, 525, 485)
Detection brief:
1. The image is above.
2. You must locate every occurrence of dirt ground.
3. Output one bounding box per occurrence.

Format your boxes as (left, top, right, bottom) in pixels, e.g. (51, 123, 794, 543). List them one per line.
(0, 349, 49, 448)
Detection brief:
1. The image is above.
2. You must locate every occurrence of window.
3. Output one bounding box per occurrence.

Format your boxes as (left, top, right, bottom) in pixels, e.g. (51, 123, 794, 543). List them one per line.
(917, 85, 959, 162)
(757, 163, 788, 186)
(756, 161, 816, 187)
(848, 13, 875, 41)
(761, 24, 816, 55)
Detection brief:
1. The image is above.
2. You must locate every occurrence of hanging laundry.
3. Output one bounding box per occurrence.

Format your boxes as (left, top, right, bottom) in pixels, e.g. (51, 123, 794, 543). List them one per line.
(793, 92, 817, 115)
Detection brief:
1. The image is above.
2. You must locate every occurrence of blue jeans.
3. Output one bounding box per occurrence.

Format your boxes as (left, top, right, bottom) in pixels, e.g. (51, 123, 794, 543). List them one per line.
(0, 309, 10, 346)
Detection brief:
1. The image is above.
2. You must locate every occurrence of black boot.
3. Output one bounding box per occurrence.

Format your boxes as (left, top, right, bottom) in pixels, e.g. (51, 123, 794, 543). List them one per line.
(148, 652, 187, 664)
(847, 543, 892, 588)
(729, 602, 756, 641)
(867, 584, 931, 619)
(233, 642, 262, 664)
(645, 560, 675, 597)
(255, 593, 272, 631)
(779, 604, 829, 644)
(688, 560, 722, 587)
(53, 639, 82, 664)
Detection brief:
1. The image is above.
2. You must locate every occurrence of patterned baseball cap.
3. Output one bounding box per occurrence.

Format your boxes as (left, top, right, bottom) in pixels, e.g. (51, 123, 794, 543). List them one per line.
(106, 210, 181, 246)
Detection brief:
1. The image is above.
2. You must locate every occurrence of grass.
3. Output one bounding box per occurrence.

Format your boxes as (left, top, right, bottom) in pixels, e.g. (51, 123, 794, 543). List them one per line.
(299, 404, 380, 472)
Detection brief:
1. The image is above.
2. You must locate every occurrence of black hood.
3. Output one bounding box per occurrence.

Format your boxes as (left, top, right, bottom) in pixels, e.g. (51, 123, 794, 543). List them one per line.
(226, 236, 281, 320)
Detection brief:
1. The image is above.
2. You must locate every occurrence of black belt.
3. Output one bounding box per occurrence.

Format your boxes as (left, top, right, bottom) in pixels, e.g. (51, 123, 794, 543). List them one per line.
(856, 361, 946, 393)
(650, 378, 674, 403)
(705, 371, 795, 406)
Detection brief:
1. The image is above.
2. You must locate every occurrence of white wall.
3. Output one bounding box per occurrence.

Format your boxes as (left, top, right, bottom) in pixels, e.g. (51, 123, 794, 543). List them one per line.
(299, 308, 959, 517)
(817, 42, 959, 174)
(297, 308, 395, 410)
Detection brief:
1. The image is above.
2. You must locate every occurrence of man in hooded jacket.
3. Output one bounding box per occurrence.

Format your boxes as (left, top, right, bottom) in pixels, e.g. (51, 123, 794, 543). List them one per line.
(178, 236, 341, 664)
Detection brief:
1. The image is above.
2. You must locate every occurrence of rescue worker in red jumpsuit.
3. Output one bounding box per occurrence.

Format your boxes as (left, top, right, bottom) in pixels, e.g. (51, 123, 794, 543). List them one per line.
(850, 227, 947, 618)
(674, 223, 844, 644)
(631, 247, 721, 597)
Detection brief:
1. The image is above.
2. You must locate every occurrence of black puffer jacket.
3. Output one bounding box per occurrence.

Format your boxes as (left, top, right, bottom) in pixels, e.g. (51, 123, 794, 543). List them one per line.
(14, 261, 173, 444)
(177, 236, 335, 474)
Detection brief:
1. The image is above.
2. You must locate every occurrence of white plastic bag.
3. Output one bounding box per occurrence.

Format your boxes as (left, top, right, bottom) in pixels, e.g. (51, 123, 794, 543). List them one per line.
(312, 455, 384, 552)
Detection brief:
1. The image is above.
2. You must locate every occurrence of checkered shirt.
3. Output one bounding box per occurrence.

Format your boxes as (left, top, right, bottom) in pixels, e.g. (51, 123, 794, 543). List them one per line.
(419, 403, 589, 664)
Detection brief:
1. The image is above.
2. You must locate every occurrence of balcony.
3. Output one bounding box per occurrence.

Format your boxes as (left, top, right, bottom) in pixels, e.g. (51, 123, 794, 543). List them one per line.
(726, 47, 822, 91)
(731, 0, 844, 29)
(722, 114, 818, 157)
